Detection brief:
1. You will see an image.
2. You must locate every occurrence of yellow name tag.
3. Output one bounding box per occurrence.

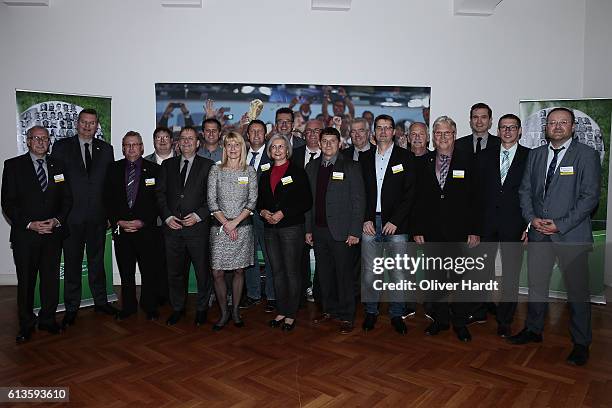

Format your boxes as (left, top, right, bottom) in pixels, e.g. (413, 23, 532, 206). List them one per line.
(145, 178, 156, 186)
(452, 170, 465, 179)
(560, 166, 574, 175)
(238, 176, 249, 185)
(53, 174, 65, 183)
(392, 164, 404, 174)
(260, 163, 271, 171)
(332, 171, 344, 180)
(281, 176, 293, 185)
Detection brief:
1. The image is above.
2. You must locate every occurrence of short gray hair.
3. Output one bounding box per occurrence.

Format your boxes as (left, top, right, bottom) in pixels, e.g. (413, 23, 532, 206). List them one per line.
(27, 125, 49, 138)
(432, 116, 457, 133)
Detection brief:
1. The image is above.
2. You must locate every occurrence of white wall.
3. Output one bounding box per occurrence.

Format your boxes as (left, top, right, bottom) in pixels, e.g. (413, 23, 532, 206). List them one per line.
(0, 0, 604, 284)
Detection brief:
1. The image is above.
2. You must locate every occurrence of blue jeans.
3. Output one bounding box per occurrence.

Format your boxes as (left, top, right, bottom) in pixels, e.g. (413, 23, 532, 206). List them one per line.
(245, 214, 275, 301)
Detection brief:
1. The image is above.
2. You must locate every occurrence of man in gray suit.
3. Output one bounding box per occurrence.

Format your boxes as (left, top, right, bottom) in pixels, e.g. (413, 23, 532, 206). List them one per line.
(509, 107, 601, 366)
(305, 127, 365, 334)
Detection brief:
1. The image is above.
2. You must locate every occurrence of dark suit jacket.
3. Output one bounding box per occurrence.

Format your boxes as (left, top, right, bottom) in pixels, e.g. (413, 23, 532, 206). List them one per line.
(342, 143, 374, 162)
(292, 145, 322, 170)
(359, 146, 416, 235)
(477, 144, 529, 241)
(144, 151, 176, 165)
(256, 160, 312, 228)
(50, 136, 114, 224)
(156, 155, 214, 236)
(304, 154, 365, 241)
(104, 158, 160, 231)
(1, 153, 72, 242)
(455, 133, 500, 155)
(249, 148, 271, 182)
(413, 149, 480, 241)
(289, 135, 306, 150)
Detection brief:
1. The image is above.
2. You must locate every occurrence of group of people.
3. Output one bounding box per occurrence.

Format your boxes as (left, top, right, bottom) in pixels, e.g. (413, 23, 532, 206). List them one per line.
(2, 102, 600, 367)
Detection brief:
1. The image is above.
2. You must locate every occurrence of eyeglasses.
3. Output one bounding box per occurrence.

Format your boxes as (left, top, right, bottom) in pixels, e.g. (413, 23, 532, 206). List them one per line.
(154, 134, 171, 140)
(123, 143, 143, 148)
(30, 136, 50, 143)
(78, 120, 97, 127)
(226, 143, 241, 150)
(276, 120, 293, 126)
(433, 131, 454, 138)
(270, 144, 287, 151)
(499, 125, 519, 131)
(304, 128, 322, 135)
(375, 126, 394, 133)
(546, 120, 572, 127)
(179, 137, 197, 143)
(320, 139, 338, 146)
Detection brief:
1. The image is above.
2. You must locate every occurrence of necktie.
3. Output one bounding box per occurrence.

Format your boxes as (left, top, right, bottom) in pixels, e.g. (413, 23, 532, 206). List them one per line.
(126, 162, 136, 208)
(84, 142, 92, 174)
(309, 152, 317, 164)
(439, 154, 449, 189)
(36, 159, 47, 191)
(544, 147, 565, 195)
(500, 150, 510, 184)
(180, 159, 189, 186)
(475, 137, 482, 154)
(249, 151, 259, 167)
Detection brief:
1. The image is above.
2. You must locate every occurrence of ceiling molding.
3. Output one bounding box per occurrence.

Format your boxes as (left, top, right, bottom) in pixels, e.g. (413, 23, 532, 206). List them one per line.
(453, 0, 503, 16)
(311, 0, 351, 12)
(161, 0, 202, 8)
(3, 0, 49, 6)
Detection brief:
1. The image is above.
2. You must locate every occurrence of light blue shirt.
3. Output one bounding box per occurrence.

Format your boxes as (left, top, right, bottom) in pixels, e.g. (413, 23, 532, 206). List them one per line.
(375, 143, 394, 212)
(500, 142, 518, 173)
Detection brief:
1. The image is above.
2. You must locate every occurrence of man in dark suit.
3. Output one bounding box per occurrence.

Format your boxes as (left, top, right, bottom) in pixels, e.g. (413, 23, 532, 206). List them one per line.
(408, 122, 430, 158)
(509, 108, 601, 366)
(305, 127, 365, 334)
(2, 126, 72, 343)
(144, 126, 176, 165)
(242, 120, 276, 312)
(360, 114, 417, 335)
(455, 103, 500, 155)
(156, 126, 215, 326)
(275, 107, 306, 149)
(51, 108, 117, 327)
(342, 118, 374, 162)
(412, 115, 480, 342)
(475, 114, 529, 337)
(104, 131, 161, 321)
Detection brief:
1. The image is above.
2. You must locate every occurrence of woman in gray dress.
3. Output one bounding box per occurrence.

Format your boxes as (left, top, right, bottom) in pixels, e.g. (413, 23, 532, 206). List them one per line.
(208, 132, 257, 330)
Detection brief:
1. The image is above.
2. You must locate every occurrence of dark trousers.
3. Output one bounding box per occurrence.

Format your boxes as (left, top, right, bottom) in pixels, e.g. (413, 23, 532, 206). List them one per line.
(12, 231, 62, 330)
(63, 222, 109, 311)
(526, 239, 592, 346)
(154, 226, 169, 304)
(300, 244, 312, 302)
(113, 228, 159, 313)
(264, 224, 304, 319)
(165, 228, 212, 312)
(313, 226, 358, 322)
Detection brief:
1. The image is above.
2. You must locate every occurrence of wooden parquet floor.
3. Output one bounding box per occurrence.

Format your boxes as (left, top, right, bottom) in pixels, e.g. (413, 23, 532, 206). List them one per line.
(0, 286, 611, 407)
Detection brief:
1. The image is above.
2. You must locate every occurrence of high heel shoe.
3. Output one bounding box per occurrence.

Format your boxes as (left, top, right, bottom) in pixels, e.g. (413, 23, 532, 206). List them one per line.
(233, 309, 244, 328)
(212, 310, 231, 331)
(282, 319, 296, 331)
(269, 315, 285, 328)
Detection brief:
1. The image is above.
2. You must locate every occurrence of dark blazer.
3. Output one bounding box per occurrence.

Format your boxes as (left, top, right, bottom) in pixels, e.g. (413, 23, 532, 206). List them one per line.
(104, 158, 160, 230)
(455, 133, 500, 155)
(156, 155, 214, 236)
(144, 151, 176, 165)
(413, 149, 480, 241)
(289, 135, 306, 150)
(477, 144, 530, 241)
(50, 136, 114, 224)
(1, 153, 72, 242)
(292, 145, 320, 170)
(304, 154, 365, 240)
(257, 160, 312, 228)
(342, 143, 374, 162)
(359, 146, 416, 235)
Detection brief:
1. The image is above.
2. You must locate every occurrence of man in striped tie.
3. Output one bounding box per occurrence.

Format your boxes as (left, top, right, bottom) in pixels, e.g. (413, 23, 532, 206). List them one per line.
(2, 126, 72, 343)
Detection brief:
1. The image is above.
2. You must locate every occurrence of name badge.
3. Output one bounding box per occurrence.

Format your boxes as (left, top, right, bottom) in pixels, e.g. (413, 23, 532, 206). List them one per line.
(281, 176, 293, 185)
(260, 163, 271, 171)
(238, 176, 249, 184)
(216, 160, 222, 165)
(145, 178, 156, 186)
(332, 172, 344, 180)
(560, 166, 574, 176)
(54, 174, 65, 183)
(391, 164, 404, 174)
(452, 170, 465, 179)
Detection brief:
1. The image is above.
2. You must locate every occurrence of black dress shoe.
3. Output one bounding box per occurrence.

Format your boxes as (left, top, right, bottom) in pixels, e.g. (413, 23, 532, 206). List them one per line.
(264, 300, 276, 313)
(62, 311, 77, 328)
(38, 322, 62, 335)
(454, 326, 472, 342)
(339, 321, 354, 334)
(233, 310, 244, 328)
(94, 303, 119, 316)
(507, 328, 542, 345)
(425, 321, 450, 336)
(391, 316, 407, 335)
(269, 316, 284, 328)
(212, 310, 231, 331)
(282, 319, 296, 331)
(466, 315, 487, 326)
(194, 310, 207, 326)
(312, 313, 333, 324)
(497, 324, 511, 338)
(566, 344, 589, 366)
(146, 310, 159, 321)
(166, 311, 182, 326)
(239, 297, 260, 309)
(16, 327, 33, 344)
(362, 313, 377, 332)
(115, 309, 136, 321)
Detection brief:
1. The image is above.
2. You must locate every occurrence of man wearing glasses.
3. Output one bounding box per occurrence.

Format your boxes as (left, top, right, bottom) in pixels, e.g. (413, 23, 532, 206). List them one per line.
(274, 107, 306, 149)
(293, 119, 322, 169)
(145, 126, 176, 165)
(343, 118, 374, 162)
(197, 118, 223, 163)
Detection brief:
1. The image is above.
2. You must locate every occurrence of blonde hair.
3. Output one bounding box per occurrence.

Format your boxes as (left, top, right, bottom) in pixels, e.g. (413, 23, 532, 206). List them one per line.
(221, 131, 247, 170)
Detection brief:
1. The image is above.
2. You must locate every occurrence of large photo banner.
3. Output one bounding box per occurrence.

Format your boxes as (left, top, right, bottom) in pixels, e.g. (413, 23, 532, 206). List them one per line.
(15, 89, 116, 309)
(519, 98, 611, 303)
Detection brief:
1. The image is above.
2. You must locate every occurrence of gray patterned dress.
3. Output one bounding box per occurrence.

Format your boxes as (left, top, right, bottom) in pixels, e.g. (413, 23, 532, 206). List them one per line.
(207, 164, 258, 269)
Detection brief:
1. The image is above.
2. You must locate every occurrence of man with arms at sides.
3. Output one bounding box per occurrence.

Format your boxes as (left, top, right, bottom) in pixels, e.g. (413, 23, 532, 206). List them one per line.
(475, 114, 529, 337)
(274, 107, 306, 149)
(305, 127, 365, 334)
(156, 126, 215, 326)
(197, 118, 223, 163)
(104, 131, 161, 321)
(2, 126, 72, 343)
(408, 122, 430, 158)
(412, 116, 480, 342)
(343, 118, 374, 162)
(51, 108, 118, 327)
(455, 103, 500, 155)
(145, 126, 176, 165)
(360, 114, 417, 335)
(242, 120, 276, 312)
(509, 108, 600, 366)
